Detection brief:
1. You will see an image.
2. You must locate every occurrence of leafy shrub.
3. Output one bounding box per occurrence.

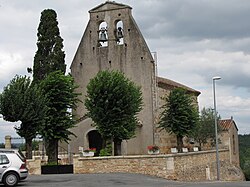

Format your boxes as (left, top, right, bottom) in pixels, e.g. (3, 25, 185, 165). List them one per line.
(46, 161, 60, 166)
(99, 144, 112, 156)
(242, 167, 250, 181)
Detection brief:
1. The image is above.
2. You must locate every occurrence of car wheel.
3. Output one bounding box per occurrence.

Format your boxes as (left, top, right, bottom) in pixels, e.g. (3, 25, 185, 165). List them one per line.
(3, 172, 19, 187)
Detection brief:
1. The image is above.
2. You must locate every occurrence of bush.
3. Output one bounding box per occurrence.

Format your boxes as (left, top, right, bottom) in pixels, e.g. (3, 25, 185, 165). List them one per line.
(243, 168, 250, 181)
(99, 144, 112, 156)
(18, 140, 40, 151)
(46, 161, 60, 166)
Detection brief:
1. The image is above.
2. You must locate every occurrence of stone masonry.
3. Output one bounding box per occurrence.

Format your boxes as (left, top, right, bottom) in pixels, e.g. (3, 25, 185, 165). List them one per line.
(73, 149, 244, 181)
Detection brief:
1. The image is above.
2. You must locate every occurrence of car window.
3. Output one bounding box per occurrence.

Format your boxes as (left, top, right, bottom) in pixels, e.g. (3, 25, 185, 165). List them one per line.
(17, 150, 26, 162)
(0, 155, 10, 165)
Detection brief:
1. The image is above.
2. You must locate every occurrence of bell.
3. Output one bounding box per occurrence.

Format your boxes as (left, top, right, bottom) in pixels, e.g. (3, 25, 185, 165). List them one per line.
(99, 27, 107, 42)
(116, 27, 123, 39)
(99, 32, 107, 42)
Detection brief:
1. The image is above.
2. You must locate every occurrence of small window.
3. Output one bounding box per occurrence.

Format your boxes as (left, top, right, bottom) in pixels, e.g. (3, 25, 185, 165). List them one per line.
(232, 134, 236, 154)
(18, 150, 26, 162)
(0, 155, 10, 165)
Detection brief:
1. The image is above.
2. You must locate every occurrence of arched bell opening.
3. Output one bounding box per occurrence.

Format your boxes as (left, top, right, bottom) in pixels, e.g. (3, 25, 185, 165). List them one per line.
(98, 21, 108, 47)
(115, 20, 124, 45)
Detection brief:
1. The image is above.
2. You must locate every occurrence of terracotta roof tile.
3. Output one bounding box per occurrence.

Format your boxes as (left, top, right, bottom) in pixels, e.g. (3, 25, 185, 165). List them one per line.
(157, 76, 201, 96)
(219, 118, 238, 131)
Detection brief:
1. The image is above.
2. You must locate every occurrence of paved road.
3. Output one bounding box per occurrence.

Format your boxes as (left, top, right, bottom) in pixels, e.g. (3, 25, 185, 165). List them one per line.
(2, 173, 249, 187)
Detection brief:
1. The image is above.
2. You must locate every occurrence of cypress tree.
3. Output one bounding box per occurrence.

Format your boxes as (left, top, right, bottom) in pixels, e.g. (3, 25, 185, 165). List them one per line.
(33, 9, 66, 82)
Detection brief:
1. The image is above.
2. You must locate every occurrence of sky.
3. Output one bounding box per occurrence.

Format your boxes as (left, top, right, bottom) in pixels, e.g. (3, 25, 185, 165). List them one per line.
(0, 0, 250, 143)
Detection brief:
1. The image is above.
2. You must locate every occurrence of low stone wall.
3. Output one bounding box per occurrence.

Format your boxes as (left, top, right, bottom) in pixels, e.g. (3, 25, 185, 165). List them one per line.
(173, 149, 241, 181)
(74, 154, 176, 179)
(26, 154, 70, 175)
(26, 149, 244, 181)
(73, 149, 245, 181)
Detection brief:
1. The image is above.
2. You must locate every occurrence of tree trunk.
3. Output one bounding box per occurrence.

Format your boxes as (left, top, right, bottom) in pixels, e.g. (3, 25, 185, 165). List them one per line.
(199, 141, 202, 151)
(25, 138, 33, 159)
(176, 135, 184, 152)
(46, 139, 58, 163)
(114, 138, 122, 156)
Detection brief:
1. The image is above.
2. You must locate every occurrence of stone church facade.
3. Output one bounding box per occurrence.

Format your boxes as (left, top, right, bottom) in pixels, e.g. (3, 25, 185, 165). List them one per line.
(68, 1, 200, 155)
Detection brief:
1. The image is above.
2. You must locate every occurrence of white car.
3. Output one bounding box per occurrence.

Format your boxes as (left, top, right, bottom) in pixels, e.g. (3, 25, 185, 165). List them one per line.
(0, 149, 28, 187)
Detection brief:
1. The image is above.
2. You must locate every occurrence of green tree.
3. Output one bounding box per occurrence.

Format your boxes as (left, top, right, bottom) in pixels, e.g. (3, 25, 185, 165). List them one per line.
(33, 9, 66, 83)
(239, 134, 250, 180)
(39, 71, 79, 163)
(192, 107, 221, 148)
(85, 70, 143, 155)
(159, 88, 199, 151)
(0, 76, 46, 158)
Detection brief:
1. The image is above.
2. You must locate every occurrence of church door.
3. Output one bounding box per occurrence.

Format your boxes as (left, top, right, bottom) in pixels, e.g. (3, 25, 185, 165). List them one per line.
(87, 130, 103, 156)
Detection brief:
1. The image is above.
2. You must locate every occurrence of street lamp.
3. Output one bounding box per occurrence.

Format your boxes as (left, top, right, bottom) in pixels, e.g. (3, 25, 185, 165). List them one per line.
(213, 76, 221, 180)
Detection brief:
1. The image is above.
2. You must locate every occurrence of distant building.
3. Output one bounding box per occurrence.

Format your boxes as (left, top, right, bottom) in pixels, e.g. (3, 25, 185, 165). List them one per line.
(219, 117, 240, 166)
(196, 117, 240, 167)
(67, 1, 200, 155)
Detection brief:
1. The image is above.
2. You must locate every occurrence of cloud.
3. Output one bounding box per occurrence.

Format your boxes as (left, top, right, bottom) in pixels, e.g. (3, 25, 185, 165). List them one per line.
(157, 49, 250, 90)
(136, 0, 250, 40)
(0, 51, 32, 91)
(0, 0, 250, 140)
(0, 119, 20, 143)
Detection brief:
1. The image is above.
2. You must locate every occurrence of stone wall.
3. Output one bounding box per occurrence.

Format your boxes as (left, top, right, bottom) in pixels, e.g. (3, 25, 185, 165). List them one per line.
(25, 149, 244, 181)
(26, 156, 41, 175)
(74, 155, 176, 180)
(73, 149, 245, 181)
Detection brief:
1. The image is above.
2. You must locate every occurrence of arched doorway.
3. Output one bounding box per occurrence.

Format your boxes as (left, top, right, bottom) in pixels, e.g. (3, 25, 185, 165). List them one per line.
(87, 130, 104, 156)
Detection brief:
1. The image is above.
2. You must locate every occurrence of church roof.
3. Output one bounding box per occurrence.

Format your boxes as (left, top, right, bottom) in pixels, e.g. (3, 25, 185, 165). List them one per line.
(89, 1, 132, 13)
(157, 76, 201, 96)
(219, 118, 238, 131)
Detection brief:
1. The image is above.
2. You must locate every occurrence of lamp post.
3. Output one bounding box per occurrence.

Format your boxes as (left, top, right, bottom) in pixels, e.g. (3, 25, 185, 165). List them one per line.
(213, 76, 221, 180)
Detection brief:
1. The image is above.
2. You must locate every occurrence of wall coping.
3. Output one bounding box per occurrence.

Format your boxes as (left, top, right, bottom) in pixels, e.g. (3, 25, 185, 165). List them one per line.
(27, 156, 42, 162)
(75, 149, 229, 160)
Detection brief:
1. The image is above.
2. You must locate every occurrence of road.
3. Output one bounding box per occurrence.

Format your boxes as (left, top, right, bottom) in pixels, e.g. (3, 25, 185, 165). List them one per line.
(3, 173, 249, 187)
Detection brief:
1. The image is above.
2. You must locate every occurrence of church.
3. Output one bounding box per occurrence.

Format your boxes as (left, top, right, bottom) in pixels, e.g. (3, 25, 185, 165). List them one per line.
(68, 1, 200, 155)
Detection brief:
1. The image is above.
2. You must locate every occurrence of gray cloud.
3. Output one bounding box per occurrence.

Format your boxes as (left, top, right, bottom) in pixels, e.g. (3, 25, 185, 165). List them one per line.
(0, 0, 250, 138)
(135, 0, 250, 40)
